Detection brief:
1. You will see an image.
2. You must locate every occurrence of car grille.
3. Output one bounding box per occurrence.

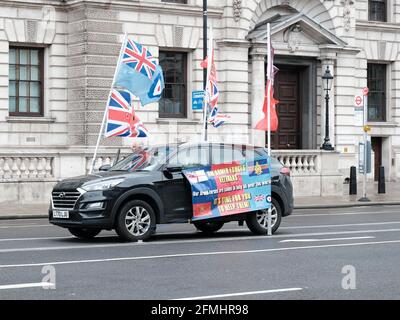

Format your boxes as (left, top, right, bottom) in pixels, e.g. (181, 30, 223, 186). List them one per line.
(52, 190, 81, 210)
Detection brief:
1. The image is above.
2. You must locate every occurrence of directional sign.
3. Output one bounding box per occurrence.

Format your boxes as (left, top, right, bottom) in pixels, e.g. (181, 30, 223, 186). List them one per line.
(362, 87, 369, 96)
(192, 90, 205, 110)
(354, 95, 363, 108)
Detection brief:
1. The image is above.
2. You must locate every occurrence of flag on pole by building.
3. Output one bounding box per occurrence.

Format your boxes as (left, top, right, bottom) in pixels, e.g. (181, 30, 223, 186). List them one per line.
(254, 44, 279, 132)
(114, 38, 165, 106)
(105, 89, 149, 138)
(201, 26, 230, 129)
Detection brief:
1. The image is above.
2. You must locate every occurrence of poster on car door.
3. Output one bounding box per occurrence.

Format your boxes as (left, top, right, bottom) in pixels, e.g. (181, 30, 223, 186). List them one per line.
(183, 157, 271, 221)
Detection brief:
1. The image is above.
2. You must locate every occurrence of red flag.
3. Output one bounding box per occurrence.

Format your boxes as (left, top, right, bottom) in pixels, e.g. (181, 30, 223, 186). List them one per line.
(255, 80, 279, 131)
(200, 57, 208, 69)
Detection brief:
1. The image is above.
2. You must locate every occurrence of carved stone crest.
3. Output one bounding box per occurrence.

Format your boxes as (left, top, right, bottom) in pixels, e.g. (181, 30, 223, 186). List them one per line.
(233, 0, 242, 22)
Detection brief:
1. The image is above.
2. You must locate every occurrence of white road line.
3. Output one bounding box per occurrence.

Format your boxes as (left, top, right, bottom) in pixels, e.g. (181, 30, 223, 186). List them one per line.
(281, 221, 400, 229)
(0, 224, 51, 229)
(174, 288, 303, 300)
(0, 282, 54, 290)
(280, 236, 374, 243)
(291, 210, 400, 217)
(2, 238, 400, 269)
(1, 228, 400, 253)
(2, 221, 400, 242)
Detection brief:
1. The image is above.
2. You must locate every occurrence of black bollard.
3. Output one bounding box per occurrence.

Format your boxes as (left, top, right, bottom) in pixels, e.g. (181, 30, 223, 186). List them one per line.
(378, 166, 386, 194)
(349, 166, 357, 195)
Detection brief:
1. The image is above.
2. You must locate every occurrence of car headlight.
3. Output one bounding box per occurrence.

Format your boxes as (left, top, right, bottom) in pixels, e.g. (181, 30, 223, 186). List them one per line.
(81, 178, 125, 192)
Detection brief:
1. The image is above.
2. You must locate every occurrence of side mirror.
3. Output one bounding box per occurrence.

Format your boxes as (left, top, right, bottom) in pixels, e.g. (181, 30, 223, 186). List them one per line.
(164, 164, 183, 173)
(99, 164, 112, 172)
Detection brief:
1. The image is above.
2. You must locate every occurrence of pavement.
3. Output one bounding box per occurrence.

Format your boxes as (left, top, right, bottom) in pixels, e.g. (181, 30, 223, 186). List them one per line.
(0, 181, 398, 219)
(1, 205, 400, 300)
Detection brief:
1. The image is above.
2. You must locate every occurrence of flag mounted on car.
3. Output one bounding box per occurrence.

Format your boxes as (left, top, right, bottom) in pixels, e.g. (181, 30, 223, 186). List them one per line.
(105, 89, 149, 138)
(254, 45, 279, 132)
(201, 26, 230, 129)
(114, 38, 165, 107)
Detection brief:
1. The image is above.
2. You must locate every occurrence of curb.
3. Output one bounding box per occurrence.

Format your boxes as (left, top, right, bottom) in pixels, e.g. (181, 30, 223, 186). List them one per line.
(1, 202, 400, 220)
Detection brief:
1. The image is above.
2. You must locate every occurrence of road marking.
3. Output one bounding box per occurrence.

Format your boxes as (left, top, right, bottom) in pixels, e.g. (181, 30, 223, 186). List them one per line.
(2, 221, 400, 242)
(0, 228, 400, 253)
(2, 238, 400, 269)
(291, 210, 400, 217)
(0, 224, 51, 229)
(0, 282, 54, 290)
(174, 288, 303, 300)
(281, 221, 400, 229)
(280, 236, 374, 243)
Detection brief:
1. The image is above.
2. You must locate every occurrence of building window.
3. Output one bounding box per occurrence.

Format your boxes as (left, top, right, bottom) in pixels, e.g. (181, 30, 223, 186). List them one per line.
(367, 63, 387, 122)
(369, 0, 387, 22)
(161, 0, 187, 3)
(9, 47, 44, 116)
(159, 51, 187, 118)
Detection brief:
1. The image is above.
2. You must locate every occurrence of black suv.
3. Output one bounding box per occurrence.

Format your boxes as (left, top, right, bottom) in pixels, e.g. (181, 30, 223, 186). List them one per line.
(49, 143, 293, 241)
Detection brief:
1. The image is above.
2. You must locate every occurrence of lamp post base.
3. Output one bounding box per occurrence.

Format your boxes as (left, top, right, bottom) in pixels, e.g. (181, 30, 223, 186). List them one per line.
(358, 197, 371, 202)
(321, 143, 334, 151)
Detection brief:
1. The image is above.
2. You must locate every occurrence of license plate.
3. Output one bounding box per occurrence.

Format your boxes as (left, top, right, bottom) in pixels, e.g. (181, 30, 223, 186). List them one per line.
(53, 210, 69, 219)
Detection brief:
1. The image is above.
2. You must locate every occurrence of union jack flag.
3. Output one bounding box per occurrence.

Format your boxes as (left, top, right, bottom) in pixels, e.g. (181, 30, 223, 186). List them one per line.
(122, 39, 157, 80)
(208, 107, 230, 128)
(105, 89, 149, 138)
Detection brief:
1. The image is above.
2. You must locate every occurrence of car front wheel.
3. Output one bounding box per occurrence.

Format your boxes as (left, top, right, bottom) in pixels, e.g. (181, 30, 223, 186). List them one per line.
(115, 200, 156, 242)
(246, 198, 282, 235)
(194, 221, 224, 234)
(68, 228, 101, 239)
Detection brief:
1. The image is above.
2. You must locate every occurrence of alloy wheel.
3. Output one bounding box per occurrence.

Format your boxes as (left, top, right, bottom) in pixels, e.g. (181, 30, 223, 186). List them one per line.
(125, 206, 151, 236)
(256, 204, 278, 229)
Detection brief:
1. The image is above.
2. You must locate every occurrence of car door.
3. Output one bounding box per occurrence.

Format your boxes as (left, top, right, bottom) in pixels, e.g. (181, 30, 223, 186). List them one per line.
(160, 145, 211, 222)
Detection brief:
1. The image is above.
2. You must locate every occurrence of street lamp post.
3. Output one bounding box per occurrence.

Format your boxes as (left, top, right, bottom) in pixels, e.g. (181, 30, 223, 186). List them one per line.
(321, 66, 334, 151)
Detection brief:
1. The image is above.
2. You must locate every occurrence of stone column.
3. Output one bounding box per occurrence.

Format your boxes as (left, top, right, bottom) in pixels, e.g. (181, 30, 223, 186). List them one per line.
(319, 48, 337, 149)
(250, 45, 267, 147)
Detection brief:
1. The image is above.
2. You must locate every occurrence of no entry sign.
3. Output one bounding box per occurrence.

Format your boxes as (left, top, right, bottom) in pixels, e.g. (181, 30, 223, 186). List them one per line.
(354, 95, 363, 108)
(362, 87, 369, 96)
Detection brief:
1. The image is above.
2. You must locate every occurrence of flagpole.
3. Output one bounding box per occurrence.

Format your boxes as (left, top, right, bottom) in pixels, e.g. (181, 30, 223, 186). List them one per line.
(266, 23, 273, 236)
(89, 32, 127, 174)
(202, 25, 213, 142)
(202, 0, 208, 141)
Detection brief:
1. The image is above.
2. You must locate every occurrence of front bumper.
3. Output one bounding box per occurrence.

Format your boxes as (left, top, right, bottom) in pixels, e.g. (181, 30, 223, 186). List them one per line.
(49, 189, 119, 230)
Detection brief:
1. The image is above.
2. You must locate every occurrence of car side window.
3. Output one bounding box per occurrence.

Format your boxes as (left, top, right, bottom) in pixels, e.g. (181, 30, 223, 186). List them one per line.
(211, 145, 246, 165)
(169, 147, 210, 169)
(244, 148, 265, 162)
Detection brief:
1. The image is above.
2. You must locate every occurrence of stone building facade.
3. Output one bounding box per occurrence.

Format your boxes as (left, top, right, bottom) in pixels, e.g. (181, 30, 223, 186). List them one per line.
(0, 0, 399, 204)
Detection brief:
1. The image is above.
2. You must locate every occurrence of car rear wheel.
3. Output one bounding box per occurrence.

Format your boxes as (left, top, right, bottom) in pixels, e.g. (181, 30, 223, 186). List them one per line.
(68, 228, 101, 239)
(115, 200, 156, 242)
(194, 221, 224, 234)
(246, 198, 282, 235)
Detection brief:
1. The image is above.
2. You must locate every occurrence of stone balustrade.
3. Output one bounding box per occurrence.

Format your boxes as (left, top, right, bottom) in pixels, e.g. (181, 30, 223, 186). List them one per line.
(273, 151, 319, 175)
(0, 156, 54, 181)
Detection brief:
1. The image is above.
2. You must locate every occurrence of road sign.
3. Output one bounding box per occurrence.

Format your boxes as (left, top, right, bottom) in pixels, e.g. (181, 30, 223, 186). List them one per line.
(192, 90, 205, 110)
(354, 95, 363, 107)
(362, 87, 369, 96)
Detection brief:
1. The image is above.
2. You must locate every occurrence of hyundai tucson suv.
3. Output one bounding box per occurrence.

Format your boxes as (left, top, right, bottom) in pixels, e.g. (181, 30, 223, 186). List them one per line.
(49, 143, 293, 241)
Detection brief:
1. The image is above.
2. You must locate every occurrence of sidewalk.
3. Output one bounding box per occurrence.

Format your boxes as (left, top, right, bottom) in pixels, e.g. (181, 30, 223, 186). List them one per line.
(0, 182, 399, 219)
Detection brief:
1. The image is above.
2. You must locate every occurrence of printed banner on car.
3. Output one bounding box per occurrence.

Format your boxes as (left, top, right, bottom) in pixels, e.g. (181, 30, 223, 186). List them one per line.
(183, 157, 271, 221)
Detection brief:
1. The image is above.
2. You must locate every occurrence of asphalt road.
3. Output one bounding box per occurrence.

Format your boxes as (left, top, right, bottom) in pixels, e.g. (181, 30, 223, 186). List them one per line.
(1, 205, 400, 300)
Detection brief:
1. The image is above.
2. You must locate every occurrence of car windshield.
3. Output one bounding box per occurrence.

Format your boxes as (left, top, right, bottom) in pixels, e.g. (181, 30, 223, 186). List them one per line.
(110, 146, 176, 172)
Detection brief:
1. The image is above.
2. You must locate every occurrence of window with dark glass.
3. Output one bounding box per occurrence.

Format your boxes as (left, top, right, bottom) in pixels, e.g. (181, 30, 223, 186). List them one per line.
(367, 63, 387, 122)
(161, 0, 187, 3)
(9, 47, 44, 116)
(369, 0, 387, 22)
(159, 51, 187, 118)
